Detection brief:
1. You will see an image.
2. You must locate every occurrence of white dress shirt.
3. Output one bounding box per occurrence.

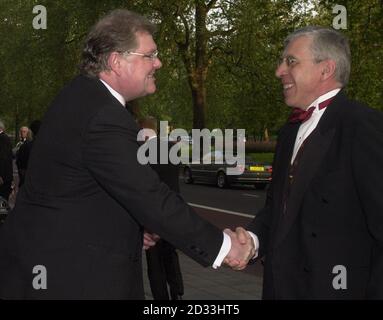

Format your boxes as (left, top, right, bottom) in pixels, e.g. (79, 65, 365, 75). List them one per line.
(99, 79, 126, 107)
(291, 88, 341, 163)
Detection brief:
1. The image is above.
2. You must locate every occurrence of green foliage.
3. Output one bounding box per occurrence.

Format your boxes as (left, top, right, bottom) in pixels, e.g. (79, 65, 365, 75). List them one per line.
(247, 152, 275, 164)
(1, 0, 381, 141)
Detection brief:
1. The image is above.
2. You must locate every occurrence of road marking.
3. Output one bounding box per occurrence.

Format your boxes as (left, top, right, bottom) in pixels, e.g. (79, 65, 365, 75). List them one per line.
(188, 203, 254, 218)
(243, 193, 259, 198)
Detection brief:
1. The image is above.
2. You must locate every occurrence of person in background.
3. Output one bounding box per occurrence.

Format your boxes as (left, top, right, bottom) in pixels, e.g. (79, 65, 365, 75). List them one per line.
(13, 126, 30, 157)
(15, 120, 41, 187)
(139, 116, 184, 300)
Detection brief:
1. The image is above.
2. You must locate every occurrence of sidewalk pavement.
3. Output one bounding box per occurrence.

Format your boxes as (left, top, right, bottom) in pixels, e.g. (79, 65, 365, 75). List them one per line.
(142, 250, 263, 300)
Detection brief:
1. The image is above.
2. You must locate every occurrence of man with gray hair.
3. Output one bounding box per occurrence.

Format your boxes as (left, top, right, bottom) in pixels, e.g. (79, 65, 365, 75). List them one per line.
(0, 120, 13, 202)
(232, 26, 383, 299)
(0, 9, 253, 299)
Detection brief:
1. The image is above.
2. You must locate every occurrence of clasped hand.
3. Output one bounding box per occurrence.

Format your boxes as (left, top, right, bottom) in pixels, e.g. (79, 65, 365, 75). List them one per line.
(143, 230, 160, 250)
(223, 227, 255, 270)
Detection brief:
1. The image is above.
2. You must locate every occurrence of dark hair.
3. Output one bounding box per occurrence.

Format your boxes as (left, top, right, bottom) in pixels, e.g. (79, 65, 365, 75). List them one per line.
(79, 9, 156, 78)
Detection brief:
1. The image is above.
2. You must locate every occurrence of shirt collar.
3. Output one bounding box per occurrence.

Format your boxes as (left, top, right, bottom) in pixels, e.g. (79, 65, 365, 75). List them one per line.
(99, 79, 126, 107)
(308, 88, 341, 113)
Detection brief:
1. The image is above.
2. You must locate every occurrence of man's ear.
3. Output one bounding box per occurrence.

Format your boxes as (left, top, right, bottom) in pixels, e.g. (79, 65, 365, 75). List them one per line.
(107, 52, 122, 75)
(321, 59, 336, 81)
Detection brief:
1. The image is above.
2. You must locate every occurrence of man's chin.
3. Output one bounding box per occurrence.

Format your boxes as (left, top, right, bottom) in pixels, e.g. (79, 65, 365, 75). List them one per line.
(283, 97, 294, 107)
(146, 86, 157, 95)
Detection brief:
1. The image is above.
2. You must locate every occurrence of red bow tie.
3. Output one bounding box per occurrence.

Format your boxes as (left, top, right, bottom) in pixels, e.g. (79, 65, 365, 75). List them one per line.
(288, 98, 334, 123)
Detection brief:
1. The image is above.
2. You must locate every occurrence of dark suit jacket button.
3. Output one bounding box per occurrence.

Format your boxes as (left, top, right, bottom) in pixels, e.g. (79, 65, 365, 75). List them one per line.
(311, 232, 317, 238)
(321, 197, 328, 204)
(303, 267, 310, 272)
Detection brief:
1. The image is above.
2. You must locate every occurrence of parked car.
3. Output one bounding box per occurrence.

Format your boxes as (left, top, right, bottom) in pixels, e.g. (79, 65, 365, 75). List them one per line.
(183, 151, 272, 189)
(169, 134, 193, 145)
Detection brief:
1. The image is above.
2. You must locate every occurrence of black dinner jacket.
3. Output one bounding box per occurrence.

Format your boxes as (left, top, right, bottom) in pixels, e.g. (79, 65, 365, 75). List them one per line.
(0, 75, 223, 299)
(248, 91, 383, 299)
(147, 137, 180, 193)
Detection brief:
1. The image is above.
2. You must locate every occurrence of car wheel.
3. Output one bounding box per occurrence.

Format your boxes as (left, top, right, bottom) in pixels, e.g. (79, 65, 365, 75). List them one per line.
(183, 167, 193, 184)
(255, 183, 267, 190)
(217, 171, 228, 188)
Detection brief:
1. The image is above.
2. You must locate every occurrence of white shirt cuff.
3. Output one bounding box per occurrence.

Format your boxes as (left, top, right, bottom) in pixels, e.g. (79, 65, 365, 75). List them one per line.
(212, 232, 231, 269)
(212, 231, 260, 269)
(247, 231, 259, 259)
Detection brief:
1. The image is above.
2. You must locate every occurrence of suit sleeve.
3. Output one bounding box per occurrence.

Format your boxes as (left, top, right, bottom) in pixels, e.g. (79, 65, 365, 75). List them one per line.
(352, 108, 383, 297)
(82, 105, 223, 267)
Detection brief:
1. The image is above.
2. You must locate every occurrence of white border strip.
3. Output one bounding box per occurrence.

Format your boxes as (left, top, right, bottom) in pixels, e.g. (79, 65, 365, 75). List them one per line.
(188, 203, 254, 219)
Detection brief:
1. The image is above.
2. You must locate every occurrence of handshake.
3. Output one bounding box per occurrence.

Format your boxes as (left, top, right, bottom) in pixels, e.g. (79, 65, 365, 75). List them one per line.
(223, 227, 256, 271)
(144, 227, 256, 271)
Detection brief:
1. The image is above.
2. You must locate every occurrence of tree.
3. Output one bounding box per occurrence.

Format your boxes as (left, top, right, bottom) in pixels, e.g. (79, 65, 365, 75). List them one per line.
(136, 0, 240, 129)
(1, 0, 381, 143)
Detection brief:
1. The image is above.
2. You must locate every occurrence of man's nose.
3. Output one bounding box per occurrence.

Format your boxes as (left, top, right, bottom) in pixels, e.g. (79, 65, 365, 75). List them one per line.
(275, 62, 287, 78)
(154, 57, 162, 69)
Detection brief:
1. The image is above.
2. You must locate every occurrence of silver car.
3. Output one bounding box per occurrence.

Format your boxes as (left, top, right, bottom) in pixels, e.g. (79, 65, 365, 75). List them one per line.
(183, 151, 272, 189)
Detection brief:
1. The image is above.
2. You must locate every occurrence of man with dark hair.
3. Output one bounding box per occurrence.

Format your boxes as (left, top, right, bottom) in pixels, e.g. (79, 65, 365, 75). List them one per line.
(233, 26, 383, 299)
(0, 9, 253, 299)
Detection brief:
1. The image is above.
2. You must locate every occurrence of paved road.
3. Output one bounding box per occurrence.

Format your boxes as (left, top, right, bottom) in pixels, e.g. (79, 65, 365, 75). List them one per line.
(143, 181, 266, 299)
(178, 180, 266, 278)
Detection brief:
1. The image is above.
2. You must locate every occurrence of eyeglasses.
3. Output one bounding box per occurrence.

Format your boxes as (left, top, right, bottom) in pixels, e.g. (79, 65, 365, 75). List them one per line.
(277, 55, 299, 68)
(121, 50, 159, 61)
(277, 55, 322, 68)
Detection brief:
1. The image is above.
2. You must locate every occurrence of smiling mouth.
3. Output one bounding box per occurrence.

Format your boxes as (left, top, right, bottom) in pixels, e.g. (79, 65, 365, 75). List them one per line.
(283, 83, 294, 90)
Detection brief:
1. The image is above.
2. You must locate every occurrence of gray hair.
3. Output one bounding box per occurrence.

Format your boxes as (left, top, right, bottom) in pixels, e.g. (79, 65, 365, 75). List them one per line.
(0, 119, 5, 131)
(285, 26, 351, 86)
(79, 9, 156, 78)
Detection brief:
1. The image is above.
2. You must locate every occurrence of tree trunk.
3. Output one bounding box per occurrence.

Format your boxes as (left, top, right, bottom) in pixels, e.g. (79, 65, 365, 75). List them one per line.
(190, 1, 209, 129)
(264, 127, 270, 142)
(191, 78, 206, 130)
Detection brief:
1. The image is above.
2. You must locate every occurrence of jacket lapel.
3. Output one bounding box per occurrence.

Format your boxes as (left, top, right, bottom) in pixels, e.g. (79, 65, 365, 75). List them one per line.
(269, 123, 299, 233)
(273, 91, 345, 248)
